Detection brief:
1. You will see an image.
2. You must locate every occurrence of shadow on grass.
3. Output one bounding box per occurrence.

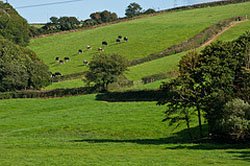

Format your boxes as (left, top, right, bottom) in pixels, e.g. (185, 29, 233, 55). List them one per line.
(71, 125, 250, 149)
(227, 151, 250, 162)
(95, 90, 166, 102)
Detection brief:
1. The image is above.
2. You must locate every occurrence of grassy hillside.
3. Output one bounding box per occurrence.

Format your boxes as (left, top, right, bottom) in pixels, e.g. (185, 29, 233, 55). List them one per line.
(43, 78, 85, 90)
(30, 2, 250, 75)
(0, 94, 249, 165)
(217, 20, 250, 41)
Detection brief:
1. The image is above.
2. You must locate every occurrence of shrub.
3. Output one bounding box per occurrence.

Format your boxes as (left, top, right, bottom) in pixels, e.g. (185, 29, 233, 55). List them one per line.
(0, 2, 30, 46)
(0, 39, 50, 92)
(216, 99, 250, 141)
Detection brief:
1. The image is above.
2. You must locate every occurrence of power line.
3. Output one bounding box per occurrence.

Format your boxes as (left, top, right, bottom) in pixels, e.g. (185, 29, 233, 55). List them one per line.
(16, 0, 85, 9)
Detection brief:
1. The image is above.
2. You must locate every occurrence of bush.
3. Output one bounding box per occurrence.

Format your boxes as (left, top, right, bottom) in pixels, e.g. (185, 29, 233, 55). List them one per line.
(216, 99, 250, 141)
(0, 39, 50, 92)
(0, 2, 30, 46)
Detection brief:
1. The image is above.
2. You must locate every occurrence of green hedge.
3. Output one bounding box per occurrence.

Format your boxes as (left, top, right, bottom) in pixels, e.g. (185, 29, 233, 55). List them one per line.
(95, 90, 166, 102)
(0, 87, 95, 99)
(129, 16, 246, 66)
(52, 71, 86, 82)
(141, 71, 179, 84)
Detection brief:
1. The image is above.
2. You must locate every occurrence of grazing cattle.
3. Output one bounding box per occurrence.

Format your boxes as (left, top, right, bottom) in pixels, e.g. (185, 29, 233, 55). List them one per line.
(54, 72, 62, 76)
(116, 38, 121, 43)
(87, 45, 92, 50)
(98, 47, 104, 52)
(118, 35, 122, 39)
(78, 49, 83, 54)
(64, 57, 70, 62)
(83, 59, 89, 65)
(51, 74, 56, 78)
(55, 57, 60, 61)
(124, 37, 128, 42)
(102, 41, 108, 46)
(59, 60, 64, 64)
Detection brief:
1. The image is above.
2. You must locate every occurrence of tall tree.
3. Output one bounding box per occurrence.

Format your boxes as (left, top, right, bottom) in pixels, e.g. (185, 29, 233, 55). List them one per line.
(125, 2, 142, 18)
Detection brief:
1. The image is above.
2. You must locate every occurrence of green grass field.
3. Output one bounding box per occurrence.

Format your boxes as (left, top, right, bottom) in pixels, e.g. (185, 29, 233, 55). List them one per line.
(2, 3, 250, 165)
(217, 20, 250, 41)
(43, 78, 85, 90)
(30, 2, 250, 75)
(0, 94, 249, 165)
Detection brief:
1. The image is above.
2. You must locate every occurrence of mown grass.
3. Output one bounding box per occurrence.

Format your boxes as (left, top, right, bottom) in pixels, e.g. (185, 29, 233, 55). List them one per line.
(217, 20, 250, 41)
(30, 2, 250, 75)
(0, 94, 249, 165)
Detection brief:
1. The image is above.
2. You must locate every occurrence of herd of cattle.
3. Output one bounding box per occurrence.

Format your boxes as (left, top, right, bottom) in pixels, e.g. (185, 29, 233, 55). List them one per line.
(51, 35, 129, 78)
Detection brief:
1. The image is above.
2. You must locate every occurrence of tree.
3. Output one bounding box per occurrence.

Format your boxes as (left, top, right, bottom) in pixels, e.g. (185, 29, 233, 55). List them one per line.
(125, 2, 142, 18)
(0, 2, 30, 46)
(85, 54, 128, 92)
(143, 8, 156, 14)
(90, 10, 118, 24)
(159, 50, 204, 138)
(0, 38, 50, 92)
(90, 12, 102, 24)
(57, 16, 80, 30)
(100, 10, 118, 23)
(50, 16, 58, 24)
(160, 32, 250, 141)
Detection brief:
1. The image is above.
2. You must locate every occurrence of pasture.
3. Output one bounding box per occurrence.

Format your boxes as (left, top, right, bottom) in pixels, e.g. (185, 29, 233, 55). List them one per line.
(30, 2, 250, 75)
(1, 2, 250, 165)
(217, 20, 250, 41)
(0, 94, 249, 165)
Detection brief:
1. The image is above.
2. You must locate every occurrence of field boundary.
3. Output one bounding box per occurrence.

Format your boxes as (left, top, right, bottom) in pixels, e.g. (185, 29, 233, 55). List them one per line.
(32, 0, 250, 38)
(129, 16, 247, 66)
(0, 87, 95, 100)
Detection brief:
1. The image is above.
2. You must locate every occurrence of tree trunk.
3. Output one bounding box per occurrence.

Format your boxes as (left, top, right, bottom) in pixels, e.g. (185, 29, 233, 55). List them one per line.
(185, 110, 192, 139)
(197, 105, 203, 138)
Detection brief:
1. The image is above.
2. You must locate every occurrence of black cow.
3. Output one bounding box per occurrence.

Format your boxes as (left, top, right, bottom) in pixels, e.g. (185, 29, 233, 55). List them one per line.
(102, 41, 108, 46)
(55, 57, 60, 61)
(51, 74, 56, 78)
(87, 45, 92, 50)
(78, 49, 83, 54)
(59, 60, 64, 64)
(83, 59, 89, 65)
(64, 57, 70, 62)
(116, 38, 121, 43)
(124, 37, 128, 42)
(54, 72, 62, 76)
(118, 35, 122, 39)
(98, 47, 104, 52)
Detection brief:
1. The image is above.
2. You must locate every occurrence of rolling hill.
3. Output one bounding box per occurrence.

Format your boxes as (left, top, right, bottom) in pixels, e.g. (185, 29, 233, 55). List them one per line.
(30, 2, 250, 75)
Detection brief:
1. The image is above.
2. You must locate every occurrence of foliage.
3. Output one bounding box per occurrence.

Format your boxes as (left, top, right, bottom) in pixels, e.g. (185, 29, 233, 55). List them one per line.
(85, 54, 128, 91)
(160, 32, 250, 141)
(42, 16, 80, 32)
(90, 10, 118, 24)
(0, 38, 50, 92)
(143, 8, 156, 14)
(159, 50, 204, 137)
(217, 99, 250, 141)
(0, 2, 30, 46)
(125, 2, 142, 18)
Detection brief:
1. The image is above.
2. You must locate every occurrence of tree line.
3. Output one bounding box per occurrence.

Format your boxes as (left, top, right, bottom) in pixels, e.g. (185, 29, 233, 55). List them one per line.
(30, 2, 155, 36)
